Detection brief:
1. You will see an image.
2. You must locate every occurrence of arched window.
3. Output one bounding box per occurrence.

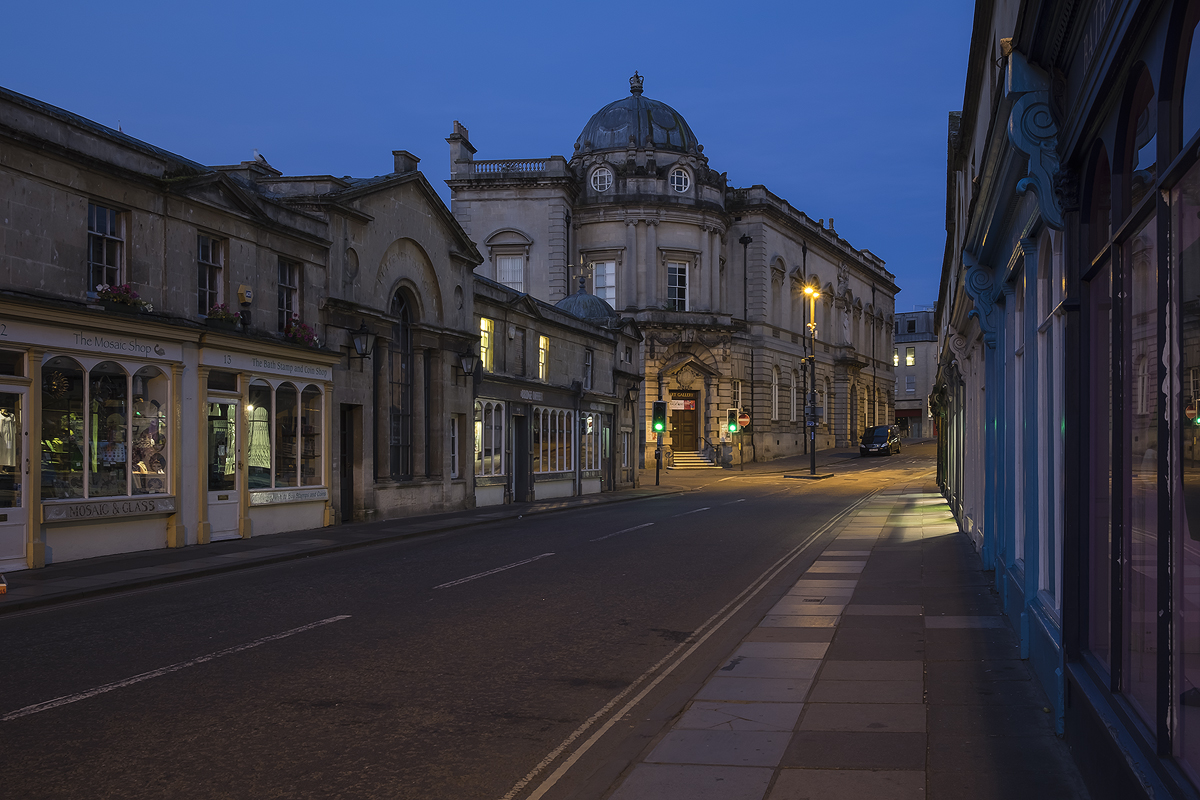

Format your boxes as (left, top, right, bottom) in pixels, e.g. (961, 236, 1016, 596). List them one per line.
(385, 291, 414, 479)
(474, 400, 504, 477)
(791, 370, 800, 423)
(771, 367, 780, 420)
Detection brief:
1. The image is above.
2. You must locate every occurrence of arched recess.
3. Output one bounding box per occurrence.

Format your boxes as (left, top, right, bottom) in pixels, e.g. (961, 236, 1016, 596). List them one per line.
(1163, 0, 1200, 158)
(1084, 140, 1113, 261)
(1113, 64, 1158, 221)
(377, 238, 443, 325)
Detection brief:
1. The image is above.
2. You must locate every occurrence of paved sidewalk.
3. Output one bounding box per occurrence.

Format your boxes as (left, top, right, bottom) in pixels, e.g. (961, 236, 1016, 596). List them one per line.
(0, 483, 687, 615)
(605, 477, 1090, 800)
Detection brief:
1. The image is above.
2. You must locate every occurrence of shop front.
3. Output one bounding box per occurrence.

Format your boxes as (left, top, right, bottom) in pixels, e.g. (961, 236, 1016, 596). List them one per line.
(0, 305, 190, 569)
(474, 384, 615, 506)
(198, 334, 338, 543)
(0, 300, 339, 571)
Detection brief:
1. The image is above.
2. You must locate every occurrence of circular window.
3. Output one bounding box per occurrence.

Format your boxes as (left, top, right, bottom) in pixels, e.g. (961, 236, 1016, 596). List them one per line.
(591, 167, 612, 192)
(670, 168, 690, 193)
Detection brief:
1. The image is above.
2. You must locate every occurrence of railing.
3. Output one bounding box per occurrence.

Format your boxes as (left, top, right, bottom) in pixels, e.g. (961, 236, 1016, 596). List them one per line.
(471, 159, 547, 175)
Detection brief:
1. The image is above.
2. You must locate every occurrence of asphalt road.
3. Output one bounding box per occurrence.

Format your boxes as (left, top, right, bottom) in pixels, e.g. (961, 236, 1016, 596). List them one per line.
(0, 445, 936, 800)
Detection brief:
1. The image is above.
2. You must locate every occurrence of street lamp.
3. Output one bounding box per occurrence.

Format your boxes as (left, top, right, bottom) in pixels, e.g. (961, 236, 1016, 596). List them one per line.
(804, 282, 820, 475)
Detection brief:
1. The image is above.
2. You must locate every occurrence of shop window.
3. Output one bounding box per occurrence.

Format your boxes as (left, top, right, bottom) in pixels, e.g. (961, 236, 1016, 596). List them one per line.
(246, 380, 323, 490)
(275, 384, 299, 488)
(131, 366, 169, 496)
(198, 234, 225, 316)
(532, 407, 573, 473)
(621, 431, 630, 469)
(41, 358, 169, 500)
(87, 202, 124, 290)
(1124, 215, 1159, 730)
(581, 413, 601, 471)
(480, 318, 494, 372)
(1174, 150, 1200, 779)
(1086, 260, 1112, 673)
(247, 381, 273, 490)
(301, 387, 321, 487)
(474, 400, 504, 477)
(41, 358, 85, 499)
(278, 257, 299, 332)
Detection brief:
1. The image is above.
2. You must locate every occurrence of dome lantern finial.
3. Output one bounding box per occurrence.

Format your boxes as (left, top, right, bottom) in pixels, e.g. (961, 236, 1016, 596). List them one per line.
(630, 72, 644, 95)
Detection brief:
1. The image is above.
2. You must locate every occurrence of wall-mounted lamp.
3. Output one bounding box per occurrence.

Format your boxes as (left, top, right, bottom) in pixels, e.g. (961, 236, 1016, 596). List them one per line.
(350, 323, 377, 360)
(458, 352, 479, 386)
(625, 385, 640, 407)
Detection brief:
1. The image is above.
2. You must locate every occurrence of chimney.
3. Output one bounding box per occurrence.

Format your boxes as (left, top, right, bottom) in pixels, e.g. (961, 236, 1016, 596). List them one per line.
(446, 120, 476, 179)
(392, 150, 420, 174)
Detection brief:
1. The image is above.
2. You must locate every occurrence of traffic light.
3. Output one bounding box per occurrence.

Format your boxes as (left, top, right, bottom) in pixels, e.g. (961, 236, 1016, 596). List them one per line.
(727, 408, 739, 433)
(651, 401, 667, 433)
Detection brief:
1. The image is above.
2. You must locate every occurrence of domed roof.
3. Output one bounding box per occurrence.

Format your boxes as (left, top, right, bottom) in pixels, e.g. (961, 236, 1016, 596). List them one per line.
(575, 73, 700, 155)
(556, 280, 618, 323)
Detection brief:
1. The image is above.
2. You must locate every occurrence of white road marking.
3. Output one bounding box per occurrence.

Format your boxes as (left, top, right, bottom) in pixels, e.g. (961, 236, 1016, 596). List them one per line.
(434, 553, 555, 589)
(2, 615, 351, 722)
(590, 523, 654, 542)
(503, 490, 881, 800)
(722, 499, 746, 506)
(672, 507, 710, 517)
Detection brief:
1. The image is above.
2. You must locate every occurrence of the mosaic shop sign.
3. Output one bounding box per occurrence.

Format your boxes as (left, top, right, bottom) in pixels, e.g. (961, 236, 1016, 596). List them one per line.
(0, 317, 182, 361)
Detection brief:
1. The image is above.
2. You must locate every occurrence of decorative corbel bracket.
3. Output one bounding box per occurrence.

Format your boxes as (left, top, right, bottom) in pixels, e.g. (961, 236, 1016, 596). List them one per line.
(963, 251, 998, 348)
(1007, 50, 1066, 230)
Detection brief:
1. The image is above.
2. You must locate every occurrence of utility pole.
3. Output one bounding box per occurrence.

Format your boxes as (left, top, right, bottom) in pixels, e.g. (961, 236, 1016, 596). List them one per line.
(740, 233, 753, 466)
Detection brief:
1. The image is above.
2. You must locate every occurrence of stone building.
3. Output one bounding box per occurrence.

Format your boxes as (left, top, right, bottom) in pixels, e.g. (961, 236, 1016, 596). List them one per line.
(446, 74, 897, 465)
(0, 85, 482, 569)
(933, 0, 1200, 795)
(892, 308, 936, 437)
(473, 276, 642, 506)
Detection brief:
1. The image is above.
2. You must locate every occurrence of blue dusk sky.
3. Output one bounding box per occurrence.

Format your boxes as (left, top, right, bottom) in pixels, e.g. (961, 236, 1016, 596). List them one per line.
(2, 1, 975, 309)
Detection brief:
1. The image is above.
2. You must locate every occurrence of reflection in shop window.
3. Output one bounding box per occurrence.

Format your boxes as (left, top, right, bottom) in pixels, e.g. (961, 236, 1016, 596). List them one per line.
(475, 400, 504, 477)
(533, 407, 573, 473)
(0, 392, 21, 509)
(275, 383, 299, 488)
(301, 386, 322, 486)
(248, 382, 272, 490)
(1174, 154, 1200, 780)
(41, 357, 169, 500)
(89, 361, 127, 497)
(131, 366, 168, 495)
(581, 413, 601, 471)
(247, 380, 324, 490)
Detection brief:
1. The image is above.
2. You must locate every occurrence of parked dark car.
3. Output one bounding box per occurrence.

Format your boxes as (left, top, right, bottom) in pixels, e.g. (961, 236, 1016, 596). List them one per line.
(860, 425, 901, 456)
